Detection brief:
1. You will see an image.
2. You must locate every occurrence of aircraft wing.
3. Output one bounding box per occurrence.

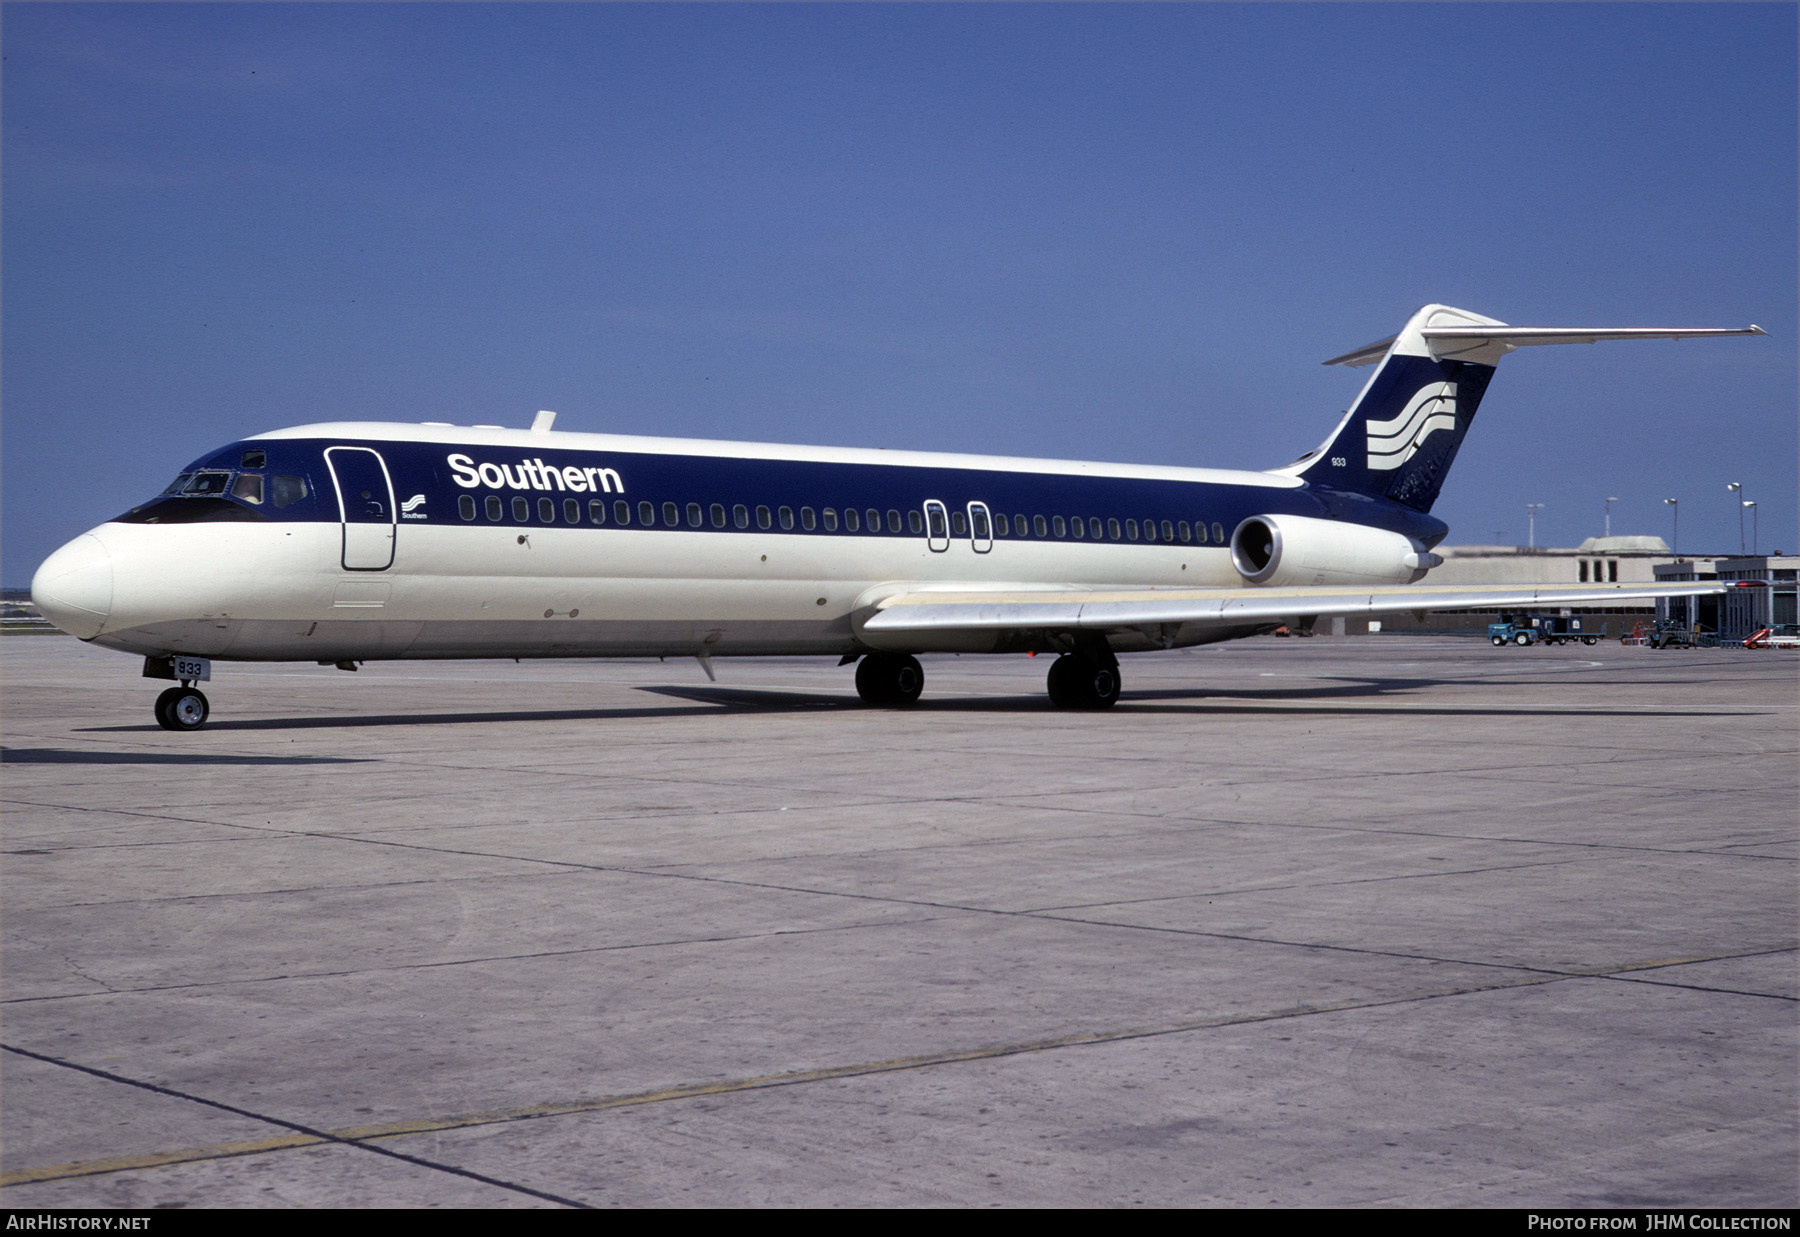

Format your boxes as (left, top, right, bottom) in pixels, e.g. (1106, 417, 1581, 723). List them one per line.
(860, 581, 1726, 635)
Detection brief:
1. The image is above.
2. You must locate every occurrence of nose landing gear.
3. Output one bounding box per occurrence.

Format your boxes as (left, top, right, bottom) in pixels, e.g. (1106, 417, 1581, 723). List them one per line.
(154, 685, 211, 731)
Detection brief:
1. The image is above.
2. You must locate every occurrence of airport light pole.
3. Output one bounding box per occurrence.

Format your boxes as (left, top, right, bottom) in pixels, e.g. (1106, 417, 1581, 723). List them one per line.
(1605, 497, 1619, 539)
(1728, 482, 1744, 554)
(1526, 503, 1544, 550)
(1744, 500, 1758, 556)
(1665, 498, 1679, 558)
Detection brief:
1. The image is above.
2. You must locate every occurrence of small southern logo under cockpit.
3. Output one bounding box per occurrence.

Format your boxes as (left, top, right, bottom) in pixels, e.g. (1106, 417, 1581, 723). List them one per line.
(400, 493, 429, 520)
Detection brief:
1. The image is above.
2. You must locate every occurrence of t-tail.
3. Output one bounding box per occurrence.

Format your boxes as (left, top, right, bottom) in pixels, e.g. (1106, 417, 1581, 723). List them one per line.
(1278, 304, 1765, 513)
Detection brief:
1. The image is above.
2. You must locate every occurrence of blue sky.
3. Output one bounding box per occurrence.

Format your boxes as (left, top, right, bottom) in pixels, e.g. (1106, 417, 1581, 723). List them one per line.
(5, 3, 1794, 582)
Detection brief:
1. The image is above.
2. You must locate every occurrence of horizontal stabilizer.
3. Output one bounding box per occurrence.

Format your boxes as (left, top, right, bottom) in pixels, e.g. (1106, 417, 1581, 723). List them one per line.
(1421, 324, 1766, 365)
(860, 582, 1726, 636)
(1326, 322, 1765, 367)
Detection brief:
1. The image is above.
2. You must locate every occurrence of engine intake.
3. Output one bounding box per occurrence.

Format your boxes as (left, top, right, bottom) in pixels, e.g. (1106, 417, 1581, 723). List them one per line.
(1231, 514, 1441, 587)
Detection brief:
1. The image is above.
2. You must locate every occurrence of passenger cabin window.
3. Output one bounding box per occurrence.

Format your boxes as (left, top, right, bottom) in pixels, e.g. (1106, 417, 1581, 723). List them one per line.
(539, 498, 555, 523)
(513, 497, 530, 521)
(1162, 521, 1175, 542)
(734, 504, 749, 529)
(779, 506, 794, 530)
(907, 510, 923, 534)
(800, 507, 816, 531)
(589, 499, 607, 524)
(1143, 520, 1157, 542)
(1034, 515, 1048, 537)
(231, 474, 264, 504)
(487, 496, 504, 520)
(994, 514, 1009, 536)
(687, 502, 703, 528)
(1053, 516, 1067, 537)
(1195, 522, 1208, 544)
(640, 501, 656, 526)
(970, 507, 991, 541)
(757, 505, 772, 529)
(1125, 519, 1138, 541)
(663, 502, 679, 527)
(951, 510, 967, 537)
(926, 505, 947, 540)
(1071, 517, 1085, 539)
(460, 495, 477, 520)
(886, 509, 901, 533)
(711, 504, 726, 528)
(1178, 521, 1192, 543)
(1212, 522, 1225, 543)
(866, 509, 880, 532)
(615, 500, 631, 525)
(565, 499, 580, 524)
(1108, 518, 1122, 540)
(844, 509, 860, 532)
(822, 508, 838, 531)
(1089, 518, 1102, 540)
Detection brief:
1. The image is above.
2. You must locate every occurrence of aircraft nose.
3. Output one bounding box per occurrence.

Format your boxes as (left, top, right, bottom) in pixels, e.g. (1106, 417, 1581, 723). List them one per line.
(32, 534, 114, 640)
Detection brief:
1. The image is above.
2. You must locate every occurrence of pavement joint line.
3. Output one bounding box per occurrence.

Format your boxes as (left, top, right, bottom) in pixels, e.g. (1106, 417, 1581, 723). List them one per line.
(1, 914, 961, 1004)
(980, 800, 1800, 862)
(1600, 971, 1799, 1002)
(1, 944, 1773, 1191)
(17, 819, 1790, 985)
(0, 1043, 593, 1206)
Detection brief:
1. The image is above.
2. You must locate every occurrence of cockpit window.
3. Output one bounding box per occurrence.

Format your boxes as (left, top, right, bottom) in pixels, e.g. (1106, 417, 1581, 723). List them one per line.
(182, 471, 233, 496)
(163, 473, 194, 495)
(239, 449, 266, 469)
(231, 473, 265, 504)
(271, 475, 308, 508)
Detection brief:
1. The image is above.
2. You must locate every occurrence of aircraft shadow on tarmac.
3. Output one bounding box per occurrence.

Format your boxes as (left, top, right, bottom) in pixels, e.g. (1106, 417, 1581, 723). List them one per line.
(67, 674, 1737, 732)
(0, 746, 370, 765)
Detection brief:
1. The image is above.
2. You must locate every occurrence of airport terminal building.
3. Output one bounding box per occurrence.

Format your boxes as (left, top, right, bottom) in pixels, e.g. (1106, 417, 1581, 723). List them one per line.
(1383, 536, 1794, 638)
(1655, 554, 1799, 640)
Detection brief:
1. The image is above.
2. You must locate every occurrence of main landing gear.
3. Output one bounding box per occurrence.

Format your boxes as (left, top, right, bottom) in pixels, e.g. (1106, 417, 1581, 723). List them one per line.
(154, 685, 210, 731)
(1045, 647, 1121, 710)
(855, 653, 925, 706)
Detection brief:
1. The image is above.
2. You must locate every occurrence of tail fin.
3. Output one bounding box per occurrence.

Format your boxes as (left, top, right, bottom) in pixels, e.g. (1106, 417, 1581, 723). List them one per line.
(1278, 304, 1764, 513)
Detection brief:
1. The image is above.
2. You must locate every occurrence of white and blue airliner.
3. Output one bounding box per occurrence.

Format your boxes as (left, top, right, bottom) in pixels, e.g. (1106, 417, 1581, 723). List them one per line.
(31, 304, 1759, 729)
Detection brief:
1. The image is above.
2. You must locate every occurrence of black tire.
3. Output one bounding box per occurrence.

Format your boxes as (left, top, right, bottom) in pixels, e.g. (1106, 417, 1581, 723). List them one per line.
(1514, 632, 1531, 646)
(889, 655, 923, 705)
(1490, 636, 1506, 647)
(1583, 636, 1597, 646)
(854, 654, 923, 706)
(155, 686, 209, 731)
(1084, 661, 1121, 709)
(854, 655, 890, 705)
(1047, 654, 1119, 709)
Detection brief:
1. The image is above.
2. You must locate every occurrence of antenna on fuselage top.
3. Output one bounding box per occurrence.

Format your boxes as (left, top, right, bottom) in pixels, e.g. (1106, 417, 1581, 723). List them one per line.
(531, 410, 557, 433)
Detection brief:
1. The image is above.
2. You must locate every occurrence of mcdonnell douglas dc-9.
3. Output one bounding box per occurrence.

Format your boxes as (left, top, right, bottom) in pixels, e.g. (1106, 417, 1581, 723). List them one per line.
(31, 304, 1759, 730)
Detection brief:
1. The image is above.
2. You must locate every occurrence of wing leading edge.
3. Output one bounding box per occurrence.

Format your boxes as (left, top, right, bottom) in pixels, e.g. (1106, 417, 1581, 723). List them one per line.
(859, 582, 1725, 635)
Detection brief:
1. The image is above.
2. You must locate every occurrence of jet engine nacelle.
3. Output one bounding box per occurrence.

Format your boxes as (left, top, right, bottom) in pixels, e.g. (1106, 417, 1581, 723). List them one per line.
(1230, 514, 1442, 587)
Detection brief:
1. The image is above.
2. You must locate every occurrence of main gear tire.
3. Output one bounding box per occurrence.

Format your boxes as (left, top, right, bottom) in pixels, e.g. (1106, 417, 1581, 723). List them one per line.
(854, 654, 924, 706)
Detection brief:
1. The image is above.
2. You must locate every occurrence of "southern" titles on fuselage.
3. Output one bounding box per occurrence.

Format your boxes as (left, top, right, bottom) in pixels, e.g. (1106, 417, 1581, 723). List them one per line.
(446, 453, 625, 495)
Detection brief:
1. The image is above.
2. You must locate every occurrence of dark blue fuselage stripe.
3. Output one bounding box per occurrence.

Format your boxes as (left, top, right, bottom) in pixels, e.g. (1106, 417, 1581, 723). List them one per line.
(160, 437, 1450, 545)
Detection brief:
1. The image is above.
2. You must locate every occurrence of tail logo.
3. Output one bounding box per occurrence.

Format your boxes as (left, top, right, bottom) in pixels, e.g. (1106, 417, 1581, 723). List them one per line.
(1367, 382, 1457, 471)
